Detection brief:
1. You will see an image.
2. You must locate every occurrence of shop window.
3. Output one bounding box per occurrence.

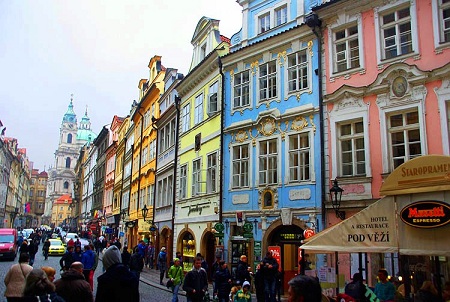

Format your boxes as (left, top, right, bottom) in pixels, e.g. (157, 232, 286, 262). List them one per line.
(182, 233, 196, 271)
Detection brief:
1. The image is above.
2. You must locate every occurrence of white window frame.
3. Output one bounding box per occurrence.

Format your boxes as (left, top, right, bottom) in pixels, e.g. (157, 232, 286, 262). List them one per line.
(194, 93, 204, 125)
(374, 0, 418, 64)
(208, 81, 219, 115)
(192, 159, 202, 196)
(149, 139, 156, 160)
(257, 138, 279, 186)
(285, 48, 310, 95)
(232, 70, 250, 110)
(254, 1, 290, 36)
(329, 19, 363, 75)
(206, 152, 217, 193)
(275, 5, 287, 27)
(330, 97, 371, 179)
(257, 60, 278, 103)
(181, 103, 191, 133)
(179, 164, 187, 199)
(259, 13, 271, 34)
(231, 143, 250, 189)
(432, 0, 450, 49)
(337, 120, 366, 177)
(288, 131, 311, 183)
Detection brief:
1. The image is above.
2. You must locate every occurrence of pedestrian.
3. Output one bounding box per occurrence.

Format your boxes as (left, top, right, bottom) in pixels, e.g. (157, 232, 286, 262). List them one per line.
(59, 245, 75, 272)
(175, 251, 183, 269)
(287, 275, 322, 302)
(415, 280, 440, 302)
(74, 238, 81, 248)
(236, 255, 252, 286)
(89, 243, 99, 277)
(72, 245, 83, 263)
(137, 240, 146, 258)
(146, 242, 155, 269)
(214, 260, 232, 302)
(168, 257, 184, 302)
(345, 273, 368, 302)
(183, 256, 209, 302)
(96, 245, 139, 302)
(234, 281, 252, 302)
(121, 245, 131, 267)
(129, 246, 144, 280)
(158, 246, 168, 285)
(196, 252, 208, 272)
(254, 264, 265, 302)
(81, 244, 96, 290)
(28, 239, 38, 266)
(67, 238, 75, 248)
(19, 239, 29, 255)
(4, 253, 34, 301)
(41, 266, 56, 282)
(212, 253, 222, 293)
(261, 251, 279, 302)
(55, 261, 93, 302)
(99, 241, 111, 273)
(42, 239, 50, 260)
(374, 269, 395, 302)
(22, 268, 65, 302)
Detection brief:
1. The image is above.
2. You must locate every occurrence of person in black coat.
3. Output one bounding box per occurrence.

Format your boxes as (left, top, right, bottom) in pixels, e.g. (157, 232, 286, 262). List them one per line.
(214, 260, 232, 302)
(129, 246, 144, 280)
(236, 255, 252, 286)
(60, 246, 75, 272)
(96, 245, 139, 302)
(28, 239, 38, 266)
(121, 246, 131, 267)
(345, 273, 368, 302)
(183, 257, 209, 302)
(261, 251, 279, 302)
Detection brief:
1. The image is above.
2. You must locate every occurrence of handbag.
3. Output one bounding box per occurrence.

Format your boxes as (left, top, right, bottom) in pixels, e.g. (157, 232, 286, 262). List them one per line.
(166, 278, 174, 289)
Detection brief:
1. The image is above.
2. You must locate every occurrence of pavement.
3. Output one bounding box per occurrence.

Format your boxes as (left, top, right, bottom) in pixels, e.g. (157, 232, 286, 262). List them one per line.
(139, 267, 289, 301)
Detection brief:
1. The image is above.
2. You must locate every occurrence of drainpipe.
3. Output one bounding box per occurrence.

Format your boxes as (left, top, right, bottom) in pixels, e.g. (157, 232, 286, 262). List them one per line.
(218, 56, 224, 226)
(172, 95, 181, 254)
(135, 107, 144, 214)
(306, 14, 325, 229)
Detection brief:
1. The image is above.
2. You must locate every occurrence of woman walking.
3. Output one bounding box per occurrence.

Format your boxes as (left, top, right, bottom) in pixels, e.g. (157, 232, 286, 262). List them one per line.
(4, 253, 34, 301)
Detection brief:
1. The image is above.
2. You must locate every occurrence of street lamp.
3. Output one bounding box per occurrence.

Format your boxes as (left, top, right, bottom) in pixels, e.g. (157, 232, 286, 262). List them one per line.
(9, 207, 19, 228)
(329, 179, 345, 220)
(141, 204, 149, 221)
(121, 209, 127, 220)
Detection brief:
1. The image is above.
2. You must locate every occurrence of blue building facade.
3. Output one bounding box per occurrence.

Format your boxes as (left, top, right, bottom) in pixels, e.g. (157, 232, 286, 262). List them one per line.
(221, 0, 324, 290)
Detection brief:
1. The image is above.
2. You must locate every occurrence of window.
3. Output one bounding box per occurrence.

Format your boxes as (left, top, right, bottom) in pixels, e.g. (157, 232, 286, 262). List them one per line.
(233, 71, 250, 109)
(147, 184, 154, 208)
(200, 43, 207, 60)
(287, 50, 308, 93)
(64, 181, 69, 189)
(259, 13, 270, 33)
(122, 191, 129, 208)
(67, 133, 72, 143)
(124, 160, 132, 178)
(438, 0, 450, 43)
(192, 159, 202, 196)
(338, 121, 365, 176)
(259, 61, 277, 101)
(289, 133, 310, 182)
(207, 153, 217, 193)
(149, 140, 156, 160)
(65, 157, 71, 168)
(179, 165, 187, 199)
(142, 146, 148, 166)
(334, 25, 360, 73)
(157, 175, 173, 207)
(232, 144, 249, 188)
(259, 139, 278, 185)
(208, 81, 219, 114)
(181, 103, 190, 133)
(144, 109, 151, 129)
(388, 109, 422, 169)
(194, 93, 204, 125)
(380, 6, 413, 59)
(275, 5, 287, 26)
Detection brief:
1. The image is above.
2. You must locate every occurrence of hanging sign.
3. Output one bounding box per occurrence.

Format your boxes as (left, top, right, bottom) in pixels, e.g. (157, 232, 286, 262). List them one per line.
(400, 200, 450, 228)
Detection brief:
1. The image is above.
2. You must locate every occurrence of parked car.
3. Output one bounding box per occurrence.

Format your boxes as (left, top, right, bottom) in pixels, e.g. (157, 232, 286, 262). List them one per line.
(48, 239, 66, 256)
(63, 232, 79, 244)
(0, 228, 18, 260)
(21, 228, 34, 239)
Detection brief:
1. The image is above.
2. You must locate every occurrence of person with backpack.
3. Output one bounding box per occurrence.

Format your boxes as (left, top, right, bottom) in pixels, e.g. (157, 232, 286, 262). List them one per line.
(158, 247, 168, 285)
(168, 257, 184, 302)
(129, 246, 144, 280)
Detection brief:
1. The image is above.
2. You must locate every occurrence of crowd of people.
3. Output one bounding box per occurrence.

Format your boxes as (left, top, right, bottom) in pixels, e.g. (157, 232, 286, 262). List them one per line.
(5, 230, 450, 302)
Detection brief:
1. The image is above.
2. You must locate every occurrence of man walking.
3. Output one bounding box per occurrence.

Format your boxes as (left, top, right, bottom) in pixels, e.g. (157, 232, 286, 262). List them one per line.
(158, 247, 168, 285)
(183, 256, 209, 302)
(261, 251, 279, 302)
(55, 261, 94, 302)
(81, 244, 96, 290)
(129, 246, 144, 280)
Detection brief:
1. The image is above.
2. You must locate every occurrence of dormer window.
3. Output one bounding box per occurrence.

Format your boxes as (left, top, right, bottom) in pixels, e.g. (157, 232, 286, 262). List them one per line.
(259, 13, 270, 33)
(200, 43, 207, 60)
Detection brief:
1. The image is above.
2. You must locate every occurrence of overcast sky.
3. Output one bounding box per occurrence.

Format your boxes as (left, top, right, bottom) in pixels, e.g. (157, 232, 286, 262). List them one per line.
(0, 0, 242, 172)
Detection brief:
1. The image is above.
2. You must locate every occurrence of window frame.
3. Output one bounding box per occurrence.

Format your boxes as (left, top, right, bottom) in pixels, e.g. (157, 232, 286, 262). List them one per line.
(181, 103, 191, 133)
(179, 164, 187, 199)
(254, 1, 290, 36)
(258, 60, 278, 103)
(331, 22, 362, 74)
(231, 143, 250, 189)
(337, 120, 366, 177)
(432, 0, 450, 49)
(286, 49, 310, 95)
(258, 138, 279, 186)
(208, 81, 219, 115)
(192, 158, 202, 196)
(232, 70, 251, 111)
(287, 131, 311, 183)
(194, 93, 204, 125)
(206, 152, 218, 194)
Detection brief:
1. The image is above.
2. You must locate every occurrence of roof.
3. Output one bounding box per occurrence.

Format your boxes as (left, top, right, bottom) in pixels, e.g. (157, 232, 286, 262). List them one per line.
(55, 194, 72, 204)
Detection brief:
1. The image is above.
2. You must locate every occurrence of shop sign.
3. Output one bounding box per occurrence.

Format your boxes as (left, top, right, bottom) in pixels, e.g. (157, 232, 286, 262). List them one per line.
(400, 200, 450, 228)
(268, 246, 282, 272)
(105, 227, 113, 234)
(303, 229, 315, 239)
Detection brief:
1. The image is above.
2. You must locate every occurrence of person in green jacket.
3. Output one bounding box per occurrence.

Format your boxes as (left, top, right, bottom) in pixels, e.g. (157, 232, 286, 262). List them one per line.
(234, 281, 251, 302)
(168, 257, 184, 302)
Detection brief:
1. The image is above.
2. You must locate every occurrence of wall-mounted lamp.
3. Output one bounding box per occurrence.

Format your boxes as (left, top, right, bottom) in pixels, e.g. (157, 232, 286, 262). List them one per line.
(125, 221, 136, 228)
(224, 219, 229, 233)
(121, 209, 127, 220)
(329, 179, 345, 220)
(141, 204, 149, 221)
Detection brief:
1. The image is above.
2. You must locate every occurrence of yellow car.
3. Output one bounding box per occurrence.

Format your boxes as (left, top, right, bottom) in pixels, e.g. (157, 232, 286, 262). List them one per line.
(48, 239, 66, 256)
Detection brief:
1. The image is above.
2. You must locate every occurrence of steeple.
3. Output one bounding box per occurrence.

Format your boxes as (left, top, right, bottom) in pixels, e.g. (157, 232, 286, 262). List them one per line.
(62, 94, 77, 124)
(80, 105, 91, 130)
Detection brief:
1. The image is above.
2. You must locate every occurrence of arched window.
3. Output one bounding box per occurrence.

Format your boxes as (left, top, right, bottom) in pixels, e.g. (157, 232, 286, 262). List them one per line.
(65, 157, 71, 168)
(64, 181, 69, 189)
(67, 133, 72, 143)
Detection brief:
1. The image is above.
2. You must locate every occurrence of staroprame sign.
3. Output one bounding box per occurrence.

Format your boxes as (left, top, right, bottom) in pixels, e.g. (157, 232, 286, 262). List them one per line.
(400, 201, 450, 228)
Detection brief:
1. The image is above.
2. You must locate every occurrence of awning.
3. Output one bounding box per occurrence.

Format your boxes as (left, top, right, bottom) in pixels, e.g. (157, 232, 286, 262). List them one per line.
(302, 195, 450, 256)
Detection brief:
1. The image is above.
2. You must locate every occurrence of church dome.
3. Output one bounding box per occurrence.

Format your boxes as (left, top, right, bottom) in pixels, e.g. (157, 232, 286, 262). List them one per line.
(62, 99, 77, 124)
(77, 107, 96, 143)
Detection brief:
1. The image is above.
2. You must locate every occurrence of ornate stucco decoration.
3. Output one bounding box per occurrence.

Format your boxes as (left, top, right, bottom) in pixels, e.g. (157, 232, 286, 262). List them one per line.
(235, 130, 249, 143)
(277, 51, 287, 66)
(307, 41, 313, 56)
(250, 61, 259, 76)
(258, 186, 279, 209)
(309, 115, 316, 134)
(291, 116, 308, 131)
(258, 117, 276, 136)
(229, 70, 234, 84)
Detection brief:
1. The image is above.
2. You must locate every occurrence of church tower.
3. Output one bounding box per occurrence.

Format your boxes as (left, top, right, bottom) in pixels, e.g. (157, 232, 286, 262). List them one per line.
(44, 95, 96, 226)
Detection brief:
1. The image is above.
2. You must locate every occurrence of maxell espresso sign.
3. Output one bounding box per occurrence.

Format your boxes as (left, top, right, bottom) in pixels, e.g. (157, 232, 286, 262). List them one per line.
(400, 201, 450, 228)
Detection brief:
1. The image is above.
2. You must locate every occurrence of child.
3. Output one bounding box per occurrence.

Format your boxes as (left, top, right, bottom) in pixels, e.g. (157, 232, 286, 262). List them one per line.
(234, 281, 251, 302)
(229, 285, 240, 302)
